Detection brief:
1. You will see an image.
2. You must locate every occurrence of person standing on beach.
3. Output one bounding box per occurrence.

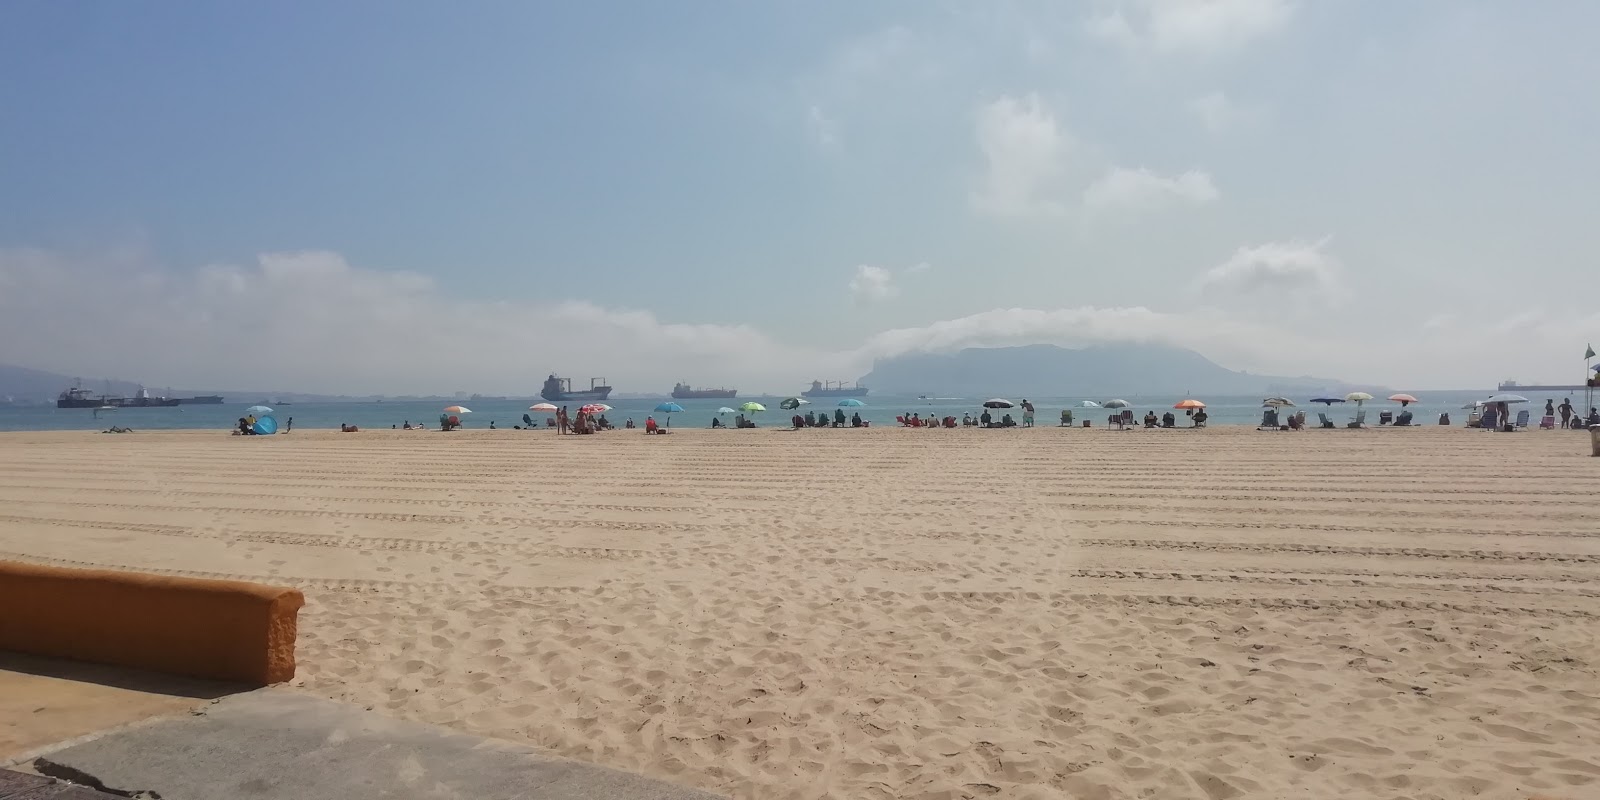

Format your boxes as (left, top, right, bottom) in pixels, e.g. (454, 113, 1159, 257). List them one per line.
(1559, 398, 1573, 428)
(558, 406, 569, 434)
(1545, 399, 1556, 420)
(286, 416, 293, 432)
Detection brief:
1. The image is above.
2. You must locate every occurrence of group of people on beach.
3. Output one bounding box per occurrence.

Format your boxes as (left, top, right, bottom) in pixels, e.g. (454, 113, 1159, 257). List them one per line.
(1547, 398, 1598, 429)
(793, 409, 865, 428)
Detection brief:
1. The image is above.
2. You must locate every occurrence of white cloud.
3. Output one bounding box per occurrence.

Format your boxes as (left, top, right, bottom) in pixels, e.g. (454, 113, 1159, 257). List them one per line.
(1090, 0, 1294, 55)
(1187, 90, 1258, 133)
(848, 262, 931, 301)
(849, 265, 899, 301)
(970, 93, 1070, 217)
(0, 248, 849, 395)
(1196, 238, 1343, 301)
(1083, 167, 1219, 211)
(806, 105, 840, 147)
(7, 247, 1593, 393)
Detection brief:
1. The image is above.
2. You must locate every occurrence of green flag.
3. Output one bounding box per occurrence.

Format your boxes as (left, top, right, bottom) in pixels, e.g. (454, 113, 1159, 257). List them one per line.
(1588, 343, 1597, 360)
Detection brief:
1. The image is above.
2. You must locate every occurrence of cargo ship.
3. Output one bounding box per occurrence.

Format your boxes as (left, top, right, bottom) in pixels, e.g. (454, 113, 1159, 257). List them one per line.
(57, 385, 180, 409)
(671, 382, 737, 399)
(540, 374, 613, 403)
(801, 380, 868, 398)
(176, 395, 225, 404)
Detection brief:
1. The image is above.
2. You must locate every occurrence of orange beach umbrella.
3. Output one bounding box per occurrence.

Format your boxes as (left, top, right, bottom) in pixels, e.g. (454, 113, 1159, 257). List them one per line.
(1174, 399, 1206, 410)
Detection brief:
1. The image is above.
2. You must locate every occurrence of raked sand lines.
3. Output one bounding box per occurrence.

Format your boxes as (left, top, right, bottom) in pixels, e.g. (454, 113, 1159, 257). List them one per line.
(1, 426, 1597, 800)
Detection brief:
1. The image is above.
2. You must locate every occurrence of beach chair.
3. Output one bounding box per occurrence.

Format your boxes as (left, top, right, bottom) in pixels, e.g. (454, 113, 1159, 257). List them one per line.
(1539, 415, 1556, 429)
(1059, 410, 1073, 427)
(1317, 412, 1334, 429)
(1395, 410, 1414, 426)
(1378, 411, 1393, 426)
(1515, 410, 1530, 429)
(1258, 408, 1279, 430)
(1347, 411, 1366, 428)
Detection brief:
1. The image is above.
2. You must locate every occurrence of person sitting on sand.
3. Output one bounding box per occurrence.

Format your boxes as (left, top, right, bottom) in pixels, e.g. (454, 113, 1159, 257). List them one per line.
(237, 417, 250, 435)
(980, 410, 992, 427)
(626, 418, 635, 429)
(834, 409, 846, 427)
(645, 416, 659, 434)
(341, 423, 359, 432)
(597, 414, 611, 430)
(1587, 407, 1600, 427)
(851, 412, 863, 427)
(711, 417, 724, 428)
(1144, 411, 1158, 428)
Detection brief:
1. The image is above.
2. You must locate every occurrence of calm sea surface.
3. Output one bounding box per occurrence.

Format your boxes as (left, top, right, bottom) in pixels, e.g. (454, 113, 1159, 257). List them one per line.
(0, 391, 1531, 432)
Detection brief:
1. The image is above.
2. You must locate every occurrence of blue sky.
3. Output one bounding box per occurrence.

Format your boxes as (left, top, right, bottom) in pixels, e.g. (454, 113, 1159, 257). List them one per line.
(3, 1, 1598, 394)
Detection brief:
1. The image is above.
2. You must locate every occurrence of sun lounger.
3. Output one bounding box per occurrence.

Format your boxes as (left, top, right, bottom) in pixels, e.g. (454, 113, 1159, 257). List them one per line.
(1515, 410, 1530, 429)
(1258, 409, 1279, 430)
(1317, 412, 1334, 429)
(1378, 411, 1393, 426)
(1539, 414, 1556, 429)
(1347, 410, 1366, 428)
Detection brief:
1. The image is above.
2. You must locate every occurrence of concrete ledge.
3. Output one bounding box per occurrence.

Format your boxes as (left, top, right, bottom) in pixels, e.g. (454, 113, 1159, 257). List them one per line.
(0, 561, 303, 685)
(31, 689, 724, 799)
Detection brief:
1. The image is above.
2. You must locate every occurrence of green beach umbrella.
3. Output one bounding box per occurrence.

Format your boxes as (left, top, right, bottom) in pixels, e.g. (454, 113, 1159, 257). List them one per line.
(740, 401, 766, 413)
(779, 397, 808, 410)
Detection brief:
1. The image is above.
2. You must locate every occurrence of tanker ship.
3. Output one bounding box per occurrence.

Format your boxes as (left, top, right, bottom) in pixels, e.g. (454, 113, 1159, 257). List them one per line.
(671, 382, 737, 399)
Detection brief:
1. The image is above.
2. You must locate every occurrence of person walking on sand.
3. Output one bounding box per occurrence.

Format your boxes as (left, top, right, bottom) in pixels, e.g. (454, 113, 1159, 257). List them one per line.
(558, 406, 569, 434)
(286, 416, 293, 432)
(1559, 397, 1574, 429)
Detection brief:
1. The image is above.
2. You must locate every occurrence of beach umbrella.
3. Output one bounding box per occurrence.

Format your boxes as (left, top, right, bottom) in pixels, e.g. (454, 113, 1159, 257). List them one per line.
(1461, 401, 1485, 410)
(1484, 393, 1529, 404)
(1593, 364, 1600, 371)
(1262, 397, 1295, 408)
(529, 403, 557, 412)
(838, 398, 866, 407)
(1078, 400, 1101, 408)
(1344, 392, 1374, 410)
(653, 402, 683, 426)
(246, 405, 273, 416)
(1388, 393, 1419, 407)
(1310, 397, 1346, 405)
(1103, 399, 1130, 409)
(740, 401, 766, 413)
(1174, 399, 1206, 410)
(716, 406, 736, 415)
(579, 403, 608, 415)
(444, 405, 472, 414)
(779, 397, 805, 410)
(983, 398, 1014, 409)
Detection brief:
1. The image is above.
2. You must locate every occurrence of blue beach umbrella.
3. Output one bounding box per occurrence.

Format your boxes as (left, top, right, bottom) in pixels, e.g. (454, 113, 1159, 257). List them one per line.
(653, 401, 684, 426)
(837, 398, 865, 407)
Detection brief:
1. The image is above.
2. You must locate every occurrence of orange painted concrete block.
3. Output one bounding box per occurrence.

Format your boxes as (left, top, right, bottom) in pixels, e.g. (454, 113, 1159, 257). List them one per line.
(0, 561, 304, 685)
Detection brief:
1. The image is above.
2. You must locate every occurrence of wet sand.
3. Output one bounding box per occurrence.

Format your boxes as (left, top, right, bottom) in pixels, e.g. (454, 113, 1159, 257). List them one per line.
(2, 426, 1597, 799)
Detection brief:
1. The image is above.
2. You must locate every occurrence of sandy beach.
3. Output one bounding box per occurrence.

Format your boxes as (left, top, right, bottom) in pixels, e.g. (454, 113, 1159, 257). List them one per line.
(2, 426, 1596, 799)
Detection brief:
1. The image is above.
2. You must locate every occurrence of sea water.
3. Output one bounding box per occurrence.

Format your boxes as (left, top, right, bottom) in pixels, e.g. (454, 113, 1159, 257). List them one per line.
(0, 391, 1527, 432)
